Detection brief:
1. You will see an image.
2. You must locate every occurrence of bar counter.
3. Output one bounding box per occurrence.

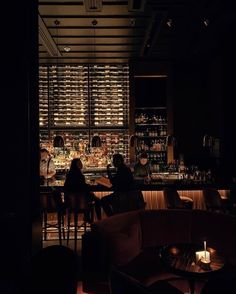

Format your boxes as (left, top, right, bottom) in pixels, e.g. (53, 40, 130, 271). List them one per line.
(41, 177, 230, 211)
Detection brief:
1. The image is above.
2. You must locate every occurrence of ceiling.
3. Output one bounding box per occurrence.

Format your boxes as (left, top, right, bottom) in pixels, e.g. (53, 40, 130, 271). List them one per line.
(38, 0, 230, 64)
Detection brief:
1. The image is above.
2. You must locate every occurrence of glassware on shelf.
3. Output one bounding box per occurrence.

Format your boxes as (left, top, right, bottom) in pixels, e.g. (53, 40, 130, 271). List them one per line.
(135, 107, 168, 166)
(39, 64, 130, 168)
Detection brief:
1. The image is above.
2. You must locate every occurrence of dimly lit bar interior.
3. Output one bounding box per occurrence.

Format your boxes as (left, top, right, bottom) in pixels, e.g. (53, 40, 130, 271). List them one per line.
(2, 0, 236, 293)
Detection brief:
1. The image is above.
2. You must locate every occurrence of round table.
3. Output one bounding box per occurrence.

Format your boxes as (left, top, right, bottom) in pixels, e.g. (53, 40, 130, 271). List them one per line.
(159, 243, 225, 294)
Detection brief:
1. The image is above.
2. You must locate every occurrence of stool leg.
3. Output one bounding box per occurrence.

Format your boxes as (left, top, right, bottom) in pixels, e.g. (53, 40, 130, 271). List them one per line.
(57, 212, 62, 245)
(67, 212, 71, 246)
(84, 213, 87, 232)
(41, 212, 45, 240)
(61, 214, 66, 240)
(74, 213, 78, 251)
(44, 212, 47, 241)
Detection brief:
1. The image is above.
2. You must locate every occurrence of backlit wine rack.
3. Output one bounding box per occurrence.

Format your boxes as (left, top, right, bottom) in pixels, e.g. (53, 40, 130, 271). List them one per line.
(39, 66, 49, 127)
(89, 64, 129, 127)
(49, 65, 89, 127)
(39, 64, 130, 169)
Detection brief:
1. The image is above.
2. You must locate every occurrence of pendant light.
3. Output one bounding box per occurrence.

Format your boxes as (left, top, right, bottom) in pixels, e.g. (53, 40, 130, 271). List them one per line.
(90, 19, 101, 148)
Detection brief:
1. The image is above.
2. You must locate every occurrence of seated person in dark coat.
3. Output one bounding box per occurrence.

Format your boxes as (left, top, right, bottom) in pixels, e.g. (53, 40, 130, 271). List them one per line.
(100, 153, 135, 216)
(64, 158, 102, 220)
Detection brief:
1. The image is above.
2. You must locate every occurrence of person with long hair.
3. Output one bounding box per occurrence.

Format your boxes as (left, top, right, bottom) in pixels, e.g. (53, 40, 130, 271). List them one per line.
(64, 158, 102, 220)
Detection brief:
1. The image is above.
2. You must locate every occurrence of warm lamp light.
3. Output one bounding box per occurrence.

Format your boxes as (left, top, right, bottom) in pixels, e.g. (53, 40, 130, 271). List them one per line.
(195, 240, 211, 269)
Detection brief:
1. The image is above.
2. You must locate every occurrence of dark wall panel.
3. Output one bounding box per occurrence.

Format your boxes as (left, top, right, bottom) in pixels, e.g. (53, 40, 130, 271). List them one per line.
(1, 0, 40, 291)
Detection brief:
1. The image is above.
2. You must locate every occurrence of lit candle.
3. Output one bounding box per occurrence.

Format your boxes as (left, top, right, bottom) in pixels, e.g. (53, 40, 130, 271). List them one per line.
(204, 241, 207, 259)
(196, 250, 211, 262)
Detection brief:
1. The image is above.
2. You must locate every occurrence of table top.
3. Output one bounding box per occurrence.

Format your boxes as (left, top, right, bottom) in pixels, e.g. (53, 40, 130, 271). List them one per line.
(159, 243, 225, 278)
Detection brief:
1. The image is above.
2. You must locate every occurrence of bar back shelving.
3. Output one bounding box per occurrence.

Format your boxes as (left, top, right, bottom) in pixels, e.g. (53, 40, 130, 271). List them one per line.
(39, 64, 130, 171)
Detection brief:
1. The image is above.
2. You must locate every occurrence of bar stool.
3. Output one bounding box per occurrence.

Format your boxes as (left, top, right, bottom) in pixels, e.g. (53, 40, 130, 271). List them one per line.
(65, 191, 95, 251)
(202, 188, 226, 213)
(163, 187, 193, 209)
(113, 190, 146, 214)
(40, 190, 66, 244)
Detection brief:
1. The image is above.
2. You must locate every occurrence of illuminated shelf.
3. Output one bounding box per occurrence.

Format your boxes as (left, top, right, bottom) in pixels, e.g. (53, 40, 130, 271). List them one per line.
(39, 64, 130, 166)
(135, 107, 168, 169)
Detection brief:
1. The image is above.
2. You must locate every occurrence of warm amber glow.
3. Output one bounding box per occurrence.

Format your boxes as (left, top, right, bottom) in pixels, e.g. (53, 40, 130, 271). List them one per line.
(208, 247, 216, 254)
(169, 247, 179, 255)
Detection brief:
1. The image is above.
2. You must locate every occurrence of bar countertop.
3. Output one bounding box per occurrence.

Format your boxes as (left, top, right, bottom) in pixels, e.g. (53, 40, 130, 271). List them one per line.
(40, 177, 231, 192)
(40, 175, 231, 211)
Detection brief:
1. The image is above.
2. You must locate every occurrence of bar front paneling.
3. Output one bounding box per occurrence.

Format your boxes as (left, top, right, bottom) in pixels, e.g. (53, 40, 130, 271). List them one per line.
(41, 178, 230, 212)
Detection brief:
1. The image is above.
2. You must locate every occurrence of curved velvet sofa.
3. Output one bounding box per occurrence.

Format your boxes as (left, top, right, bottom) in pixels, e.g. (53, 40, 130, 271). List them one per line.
(82, 209, 236, 292)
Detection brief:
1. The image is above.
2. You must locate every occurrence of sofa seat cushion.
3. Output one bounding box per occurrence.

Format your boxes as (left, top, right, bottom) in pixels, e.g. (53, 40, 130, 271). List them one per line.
(117, 247, 183, 287)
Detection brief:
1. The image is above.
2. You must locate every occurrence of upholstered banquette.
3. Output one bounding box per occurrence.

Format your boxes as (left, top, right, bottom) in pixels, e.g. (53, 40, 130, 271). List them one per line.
(82, 209, 236, 292)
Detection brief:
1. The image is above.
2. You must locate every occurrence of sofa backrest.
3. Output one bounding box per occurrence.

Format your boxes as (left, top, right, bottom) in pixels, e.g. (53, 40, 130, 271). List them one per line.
(91, 210, 142, 266)
(90, 209, 236, 267)
(140, 209, 192, 248)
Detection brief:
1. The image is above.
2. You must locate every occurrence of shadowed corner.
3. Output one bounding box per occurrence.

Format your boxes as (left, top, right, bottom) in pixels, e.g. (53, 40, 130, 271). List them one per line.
(30, 245, 81, 294)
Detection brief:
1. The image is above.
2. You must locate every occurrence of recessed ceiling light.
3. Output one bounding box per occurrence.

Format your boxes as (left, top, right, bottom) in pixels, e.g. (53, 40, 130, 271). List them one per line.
(166, 18, 173, 27)
(64, 46, 71, 52)
(203, 19, 209, 27)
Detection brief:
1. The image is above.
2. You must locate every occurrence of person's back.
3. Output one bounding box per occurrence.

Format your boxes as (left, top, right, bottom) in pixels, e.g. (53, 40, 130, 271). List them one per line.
(112, 163, 135, 191)
(64, 158, 102, 220)
(64, 164, 88, 193)
(108, 153, 135, 191)
(101, 154, 136, 216)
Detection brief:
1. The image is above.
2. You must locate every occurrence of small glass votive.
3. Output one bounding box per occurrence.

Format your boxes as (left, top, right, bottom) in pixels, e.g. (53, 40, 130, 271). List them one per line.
(195, 250, 211, 263)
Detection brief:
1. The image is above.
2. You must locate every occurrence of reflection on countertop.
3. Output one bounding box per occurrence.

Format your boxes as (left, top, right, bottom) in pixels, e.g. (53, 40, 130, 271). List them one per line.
(40, 171, 229, 192)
